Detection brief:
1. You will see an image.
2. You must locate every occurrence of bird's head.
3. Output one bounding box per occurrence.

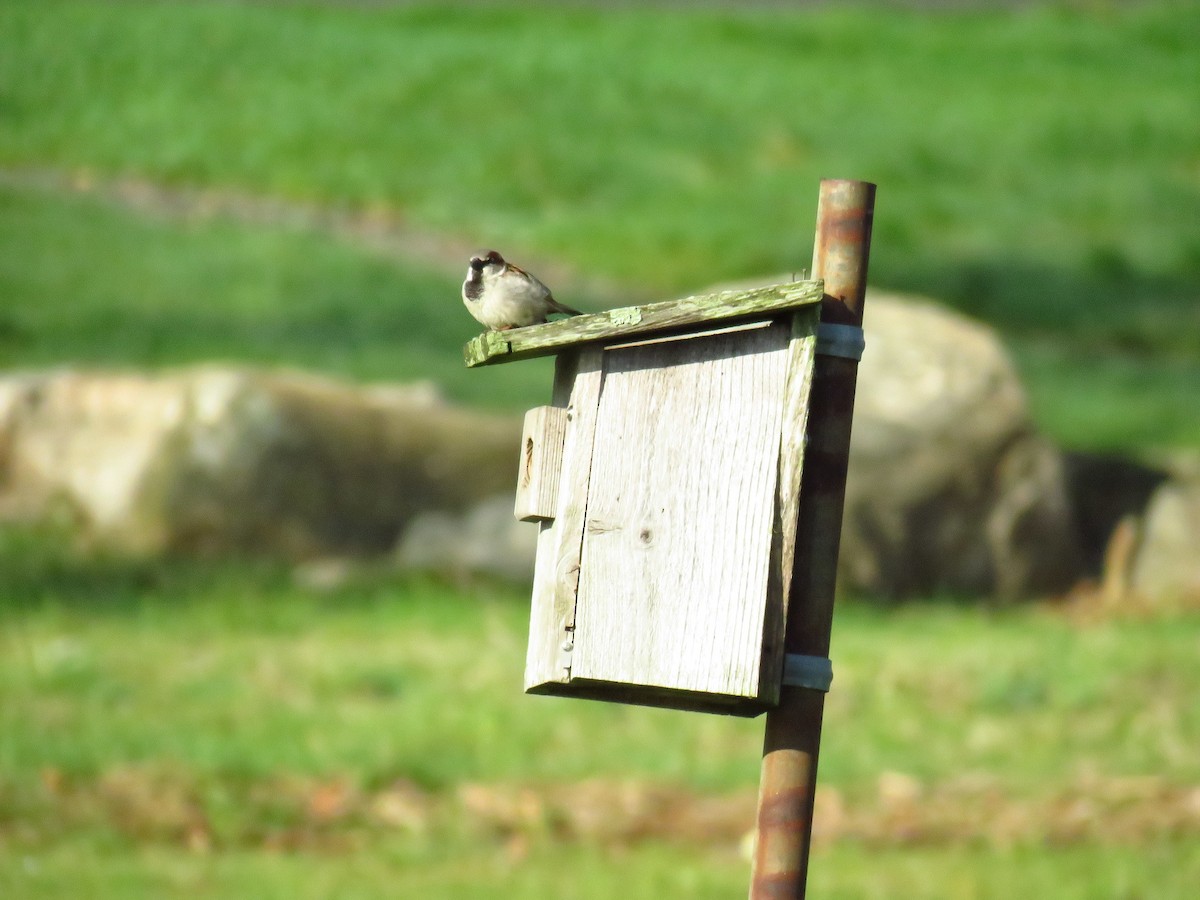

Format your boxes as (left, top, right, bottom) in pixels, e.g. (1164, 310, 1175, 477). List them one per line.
(469, 250, 505, 272)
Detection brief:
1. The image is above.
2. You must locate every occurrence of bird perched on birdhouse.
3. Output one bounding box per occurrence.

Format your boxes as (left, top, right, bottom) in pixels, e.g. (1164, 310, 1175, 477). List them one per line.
(462, 250, 582, 331)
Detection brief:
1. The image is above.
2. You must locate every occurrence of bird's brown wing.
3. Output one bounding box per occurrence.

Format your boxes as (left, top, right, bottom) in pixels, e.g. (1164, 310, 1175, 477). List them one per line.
(504, 262, 582, 316)
(504, 261, 533, 279)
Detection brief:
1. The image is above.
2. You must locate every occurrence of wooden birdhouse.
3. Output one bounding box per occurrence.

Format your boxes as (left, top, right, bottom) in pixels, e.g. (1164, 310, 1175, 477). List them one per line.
(464, 279, 826, 716)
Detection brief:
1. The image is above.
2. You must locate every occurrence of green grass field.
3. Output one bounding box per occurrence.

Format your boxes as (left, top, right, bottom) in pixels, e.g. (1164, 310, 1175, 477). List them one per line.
(2, 1, 1199, 896)
(2, 535, 1198, 898)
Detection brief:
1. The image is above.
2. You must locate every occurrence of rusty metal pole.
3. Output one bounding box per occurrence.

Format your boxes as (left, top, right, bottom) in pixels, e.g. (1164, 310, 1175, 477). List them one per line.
(749, 179, 876, 899)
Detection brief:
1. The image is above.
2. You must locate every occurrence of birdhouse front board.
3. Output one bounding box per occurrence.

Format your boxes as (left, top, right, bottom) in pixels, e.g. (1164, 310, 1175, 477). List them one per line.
(465, 281, 823, 716)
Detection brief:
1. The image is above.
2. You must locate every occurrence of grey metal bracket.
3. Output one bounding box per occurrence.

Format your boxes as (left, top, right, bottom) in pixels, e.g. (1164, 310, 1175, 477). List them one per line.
(782, 654, 834, 692)
(815, 323, 865, 361)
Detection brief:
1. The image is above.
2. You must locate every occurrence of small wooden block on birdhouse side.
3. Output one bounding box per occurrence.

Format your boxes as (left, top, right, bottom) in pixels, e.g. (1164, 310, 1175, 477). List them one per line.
(514, 406, 568, 522)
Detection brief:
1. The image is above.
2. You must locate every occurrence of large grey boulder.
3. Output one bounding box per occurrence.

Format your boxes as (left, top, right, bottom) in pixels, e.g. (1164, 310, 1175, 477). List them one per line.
(0, 289, 1093, 601)
(842, 292, 1082, 600)
(1129, 478, 1200, 607)
(0, 366, 520, 558)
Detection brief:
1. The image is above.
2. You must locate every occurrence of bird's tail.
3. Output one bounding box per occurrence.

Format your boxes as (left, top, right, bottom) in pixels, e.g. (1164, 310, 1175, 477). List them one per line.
(549, 297, 584, 317)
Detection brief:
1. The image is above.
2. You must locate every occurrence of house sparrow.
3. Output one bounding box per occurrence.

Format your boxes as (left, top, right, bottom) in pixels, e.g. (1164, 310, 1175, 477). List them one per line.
(462, 250, 582, 331)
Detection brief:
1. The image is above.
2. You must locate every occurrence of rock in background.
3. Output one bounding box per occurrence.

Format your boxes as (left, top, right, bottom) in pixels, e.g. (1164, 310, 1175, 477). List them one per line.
(0, 366, 519, 558)
(394, 493, 535, 584)
(842, 292, 1082, 601)
(0, 292, 1190, 604)
(1128, 478, 1200, 608)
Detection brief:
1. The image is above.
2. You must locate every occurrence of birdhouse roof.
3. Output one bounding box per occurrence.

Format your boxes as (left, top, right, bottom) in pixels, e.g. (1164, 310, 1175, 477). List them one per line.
(463, 279, 823, 368)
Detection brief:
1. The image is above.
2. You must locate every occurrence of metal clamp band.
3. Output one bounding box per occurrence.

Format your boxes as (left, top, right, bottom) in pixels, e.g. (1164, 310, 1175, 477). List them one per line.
(816, 323, 865, 361)
(782, 654, 833, 692)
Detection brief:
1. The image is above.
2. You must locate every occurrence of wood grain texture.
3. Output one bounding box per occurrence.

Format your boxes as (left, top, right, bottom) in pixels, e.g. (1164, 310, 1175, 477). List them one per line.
(571, 323, 792, 700)
(464, 280, 823, 368)
(524, 348, 603, 690)
(513, 406, 568, 522)
(758, 308, 820, 699)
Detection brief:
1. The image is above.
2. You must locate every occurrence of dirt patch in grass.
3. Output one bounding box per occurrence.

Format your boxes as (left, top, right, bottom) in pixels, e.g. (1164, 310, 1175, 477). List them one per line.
(7, 765, 1199, 856)
(0, 166, 628, 302)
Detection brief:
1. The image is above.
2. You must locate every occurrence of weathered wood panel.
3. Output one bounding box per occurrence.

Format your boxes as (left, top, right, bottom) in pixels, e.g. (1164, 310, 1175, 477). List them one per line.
(758, 308, 820, 699)
(570, 322, 792, 700)
(523, 349, 603, 690)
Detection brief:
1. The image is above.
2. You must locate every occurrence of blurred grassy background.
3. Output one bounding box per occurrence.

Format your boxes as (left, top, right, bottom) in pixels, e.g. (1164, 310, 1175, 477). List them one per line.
(2, 1, 1199, 897)
(1, 0, 1198, 446)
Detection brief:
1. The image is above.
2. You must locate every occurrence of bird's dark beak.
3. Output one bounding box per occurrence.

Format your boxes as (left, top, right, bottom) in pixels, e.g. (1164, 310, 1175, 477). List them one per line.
(469, 257, 485, 270)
